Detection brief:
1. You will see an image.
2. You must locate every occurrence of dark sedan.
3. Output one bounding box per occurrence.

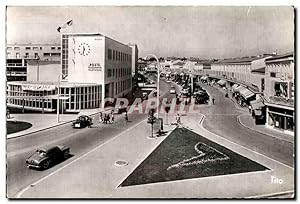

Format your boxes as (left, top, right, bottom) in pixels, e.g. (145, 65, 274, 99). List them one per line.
(26, 145, 70, 170)
(72, 115, 93, 128)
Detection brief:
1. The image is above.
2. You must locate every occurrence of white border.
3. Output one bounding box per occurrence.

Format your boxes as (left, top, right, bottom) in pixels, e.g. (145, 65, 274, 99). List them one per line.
(1, 1, 298, 204)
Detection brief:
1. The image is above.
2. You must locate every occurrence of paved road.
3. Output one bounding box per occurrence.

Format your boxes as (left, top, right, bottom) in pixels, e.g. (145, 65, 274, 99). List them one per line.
(7, 79, 294, 197)
(7, 77, 173, 198)
(200, 83, 294, 167)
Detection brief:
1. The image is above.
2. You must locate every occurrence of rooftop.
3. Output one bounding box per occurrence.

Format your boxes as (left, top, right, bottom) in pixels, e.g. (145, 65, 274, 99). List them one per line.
(265, 52, 294, 63)
(7, 81, 99, 87)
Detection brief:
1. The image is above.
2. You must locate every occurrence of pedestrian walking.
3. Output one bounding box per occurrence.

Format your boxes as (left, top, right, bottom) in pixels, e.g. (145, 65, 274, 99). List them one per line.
(111, 113, 114, 123)
(248, 105, 252, 114)
(212, 98, 215, 105)
(87, 117, 92, 128)
(99, 112, 103, 123)
(125, 112, 128, 122)
(175, 113, 181, 125)
(6, 109, 10, 119)
(107, 114, 110, 124)
(177, 113, 181, 124)
(103, 114, 107, 124)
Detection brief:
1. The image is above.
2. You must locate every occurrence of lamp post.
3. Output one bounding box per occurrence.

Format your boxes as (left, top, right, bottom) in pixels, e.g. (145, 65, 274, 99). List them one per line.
(145, 54, 160, 119)
(57, 74, 61, 123)
(35, 55, 40, 81)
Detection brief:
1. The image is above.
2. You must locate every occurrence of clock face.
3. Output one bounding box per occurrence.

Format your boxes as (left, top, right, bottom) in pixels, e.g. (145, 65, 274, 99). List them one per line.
(77, 42, 91, 56)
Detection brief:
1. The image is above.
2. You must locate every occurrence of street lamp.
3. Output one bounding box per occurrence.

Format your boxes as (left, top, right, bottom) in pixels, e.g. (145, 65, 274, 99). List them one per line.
(57, 74, 61, 123)
(145, 54, 160, 119)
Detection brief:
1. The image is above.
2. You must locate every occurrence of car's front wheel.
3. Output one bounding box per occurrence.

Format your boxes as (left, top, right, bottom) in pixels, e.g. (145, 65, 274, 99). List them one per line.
(42, 160, 51, 169)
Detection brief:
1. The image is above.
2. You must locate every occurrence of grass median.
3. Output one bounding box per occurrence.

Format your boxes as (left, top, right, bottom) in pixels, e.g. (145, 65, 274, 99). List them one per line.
(120, 127, 268, 187)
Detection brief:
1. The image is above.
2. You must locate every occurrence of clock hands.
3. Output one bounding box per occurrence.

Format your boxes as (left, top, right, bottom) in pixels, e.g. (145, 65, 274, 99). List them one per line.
(78, 43, 90, 56)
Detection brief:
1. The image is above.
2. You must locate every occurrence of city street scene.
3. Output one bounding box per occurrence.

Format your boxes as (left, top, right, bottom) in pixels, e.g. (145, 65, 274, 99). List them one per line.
(5, 6, 295, 199)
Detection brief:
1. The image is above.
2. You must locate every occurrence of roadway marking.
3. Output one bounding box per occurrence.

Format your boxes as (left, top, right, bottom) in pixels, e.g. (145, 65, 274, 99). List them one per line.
(15, 118, 147, 198)
(198, 114, 294, 170)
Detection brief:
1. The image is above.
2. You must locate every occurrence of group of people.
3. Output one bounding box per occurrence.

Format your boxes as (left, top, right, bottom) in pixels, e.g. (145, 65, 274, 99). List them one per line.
(99, 110, 129, 124)
(99, 111, 114, 124)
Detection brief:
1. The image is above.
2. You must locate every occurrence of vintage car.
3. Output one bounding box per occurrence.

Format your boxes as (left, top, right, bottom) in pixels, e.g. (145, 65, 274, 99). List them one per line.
(72, 115, 93, 128)
(26, 145, 70, 169)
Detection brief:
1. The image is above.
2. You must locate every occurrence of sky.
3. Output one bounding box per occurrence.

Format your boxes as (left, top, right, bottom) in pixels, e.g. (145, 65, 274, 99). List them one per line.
(6, 6, 294, 59)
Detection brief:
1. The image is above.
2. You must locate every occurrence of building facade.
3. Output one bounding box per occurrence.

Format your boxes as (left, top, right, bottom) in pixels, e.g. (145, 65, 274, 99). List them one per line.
(192, 53, 294, 135)
(6, 43, 61, 81)
(7, 33, 135, 113)
(128, 44, 138, 77)
(264, 53, 294, 134)
(62, 33, 133, 103)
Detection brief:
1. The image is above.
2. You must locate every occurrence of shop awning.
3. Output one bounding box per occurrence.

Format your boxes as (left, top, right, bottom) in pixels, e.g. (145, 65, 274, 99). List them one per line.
(217, 79, 226, 86)
(235, 85, 244, 92)
(22, 84, 57, 91)
(250, 98, 265, 110)
(238, 86, 255, 99)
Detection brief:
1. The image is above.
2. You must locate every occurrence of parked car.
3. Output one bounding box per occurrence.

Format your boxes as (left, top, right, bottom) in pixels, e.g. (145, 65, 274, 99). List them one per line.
(26, 145, 70, 169)
(72, 115, 93, 128)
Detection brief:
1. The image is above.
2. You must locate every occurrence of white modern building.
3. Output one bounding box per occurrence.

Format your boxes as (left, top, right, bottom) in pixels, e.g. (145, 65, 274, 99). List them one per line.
(7, 33, 135, 113)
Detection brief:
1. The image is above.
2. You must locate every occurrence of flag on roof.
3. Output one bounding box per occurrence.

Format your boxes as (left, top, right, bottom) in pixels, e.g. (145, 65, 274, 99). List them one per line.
(57, 20, 73, 32)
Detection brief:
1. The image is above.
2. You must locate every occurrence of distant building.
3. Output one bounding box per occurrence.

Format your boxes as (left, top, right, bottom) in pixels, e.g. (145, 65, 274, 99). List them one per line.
(137, 58, 147, 72)
(7, 33, 134, 113)
(6, 43, 61, 81)
(191, 53, 294, 135)
(264, 53, 294, 134)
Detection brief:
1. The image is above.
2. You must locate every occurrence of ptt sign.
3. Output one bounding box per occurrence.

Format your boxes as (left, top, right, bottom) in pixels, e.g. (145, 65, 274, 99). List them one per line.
(88, 63, 102, 71)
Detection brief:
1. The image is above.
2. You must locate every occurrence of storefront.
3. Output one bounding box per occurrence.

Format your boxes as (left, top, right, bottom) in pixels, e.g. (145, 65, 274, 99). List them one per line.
(265, 103, 294, 135)
(232, 84, 255, 106)
(7, 81, 101, 113)
(250, 98, 265, 124)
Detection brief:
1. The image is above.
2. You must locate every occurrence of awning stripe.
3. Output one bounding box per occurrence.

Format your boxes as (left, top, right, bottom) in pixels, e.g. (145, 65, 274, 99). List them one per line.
(237, 86, 255, 99)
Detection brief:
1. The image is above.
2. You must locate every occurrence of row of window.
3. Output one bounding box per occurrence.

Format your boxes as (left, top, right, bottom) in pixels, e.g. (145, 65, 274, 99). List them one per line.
(7, 52, 60, 59)
(107, 49, 131, 62)
(7, 46, 61, 51)
(7, 85, 102, 110)
(115, 79, 131, 95)
(62, 36, 69, 76)
(8, 98, 53, 109)
(107, 67, 131, 78)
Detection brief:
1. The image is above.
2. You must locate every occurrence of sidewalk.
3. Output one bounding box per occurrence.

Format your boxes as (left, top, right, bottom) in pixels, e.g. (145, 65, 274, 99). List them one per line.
(207, 83, 294, 142)
(238, 114, 294, 143)
(7, 107, 113, 139)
